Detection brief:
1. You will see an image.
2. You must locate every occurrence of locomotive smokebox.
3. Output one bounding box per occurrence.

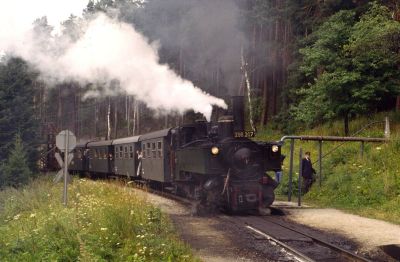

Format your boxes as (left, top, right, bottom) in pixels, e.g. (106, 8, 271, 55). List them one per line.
(231, 96, 244, 132)
(218, 115, 234, 139)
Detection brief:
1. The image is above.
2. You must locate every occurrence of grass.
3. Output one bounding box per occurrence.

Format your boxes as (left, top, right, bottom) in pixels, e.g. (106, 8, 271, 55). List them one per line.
(0, 176, 197, 261)
(257, 111, 400, 225)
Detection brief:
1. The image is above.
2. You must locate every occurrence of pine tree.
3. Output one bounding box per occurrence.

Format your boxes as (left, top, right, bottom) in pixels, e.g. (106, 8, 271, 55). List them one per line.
(0, 57, 39, 170)
(0, 134, 32, 188)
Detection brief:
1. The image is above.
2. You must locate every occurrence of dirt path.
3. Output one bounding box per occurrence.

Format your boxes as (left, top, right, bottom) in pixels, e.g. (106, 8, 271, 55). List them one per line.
(274, 201, 400, 259)
(135, 190, 400, 261)
(134, 189, 268, 262)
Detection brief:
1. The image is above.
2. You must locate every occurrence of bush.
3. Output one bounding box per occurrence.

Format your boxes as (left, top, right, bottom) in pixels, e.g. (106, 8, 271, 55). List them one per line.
(0, 134, 32, 189)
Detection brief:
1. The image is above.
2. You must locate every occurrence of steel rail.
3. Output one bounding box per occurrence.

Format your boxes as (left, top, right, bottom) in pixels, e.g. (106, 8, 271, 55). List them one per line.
(264, 218, 372, 262)
(279, 135, 388, 143)
(245, 224, 315, 262)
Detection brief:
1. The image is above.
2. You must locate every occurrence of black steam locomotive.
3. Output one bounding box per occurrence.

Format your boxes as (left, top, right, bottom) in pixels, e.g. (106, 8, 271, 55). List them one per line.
(69, 97, 282, 213)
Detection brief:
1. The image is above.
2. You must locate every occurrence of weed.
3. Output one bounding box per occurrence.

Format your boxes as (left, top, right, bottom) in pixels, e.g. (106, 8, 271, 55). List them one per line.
(0, 176, 197, 261)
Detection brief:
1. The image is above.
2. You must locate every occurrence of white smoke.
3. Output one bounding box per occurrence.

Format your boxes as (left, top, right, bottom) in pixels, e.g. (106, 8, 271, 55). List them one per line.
(0, 5, 226, 119)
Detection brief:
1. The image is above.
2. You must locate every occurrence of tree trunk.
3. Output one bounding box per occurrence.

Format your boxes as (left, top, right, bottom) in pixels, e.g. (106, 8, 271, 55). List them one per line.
(344, 113, 349, 136)
(260, 78, 268, 127)
(114, 97, 118, 139)
(57, 85, 62, 131)
(107, 97, 111, 140)
(397, 96, 400, 111)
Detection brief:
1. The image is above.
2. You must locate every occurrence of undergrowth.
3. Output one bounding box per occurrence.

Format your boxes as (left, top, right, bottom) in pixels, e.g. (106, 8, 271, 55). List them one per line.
(0, 177, 196, 261)
(257, 111, 400, 224)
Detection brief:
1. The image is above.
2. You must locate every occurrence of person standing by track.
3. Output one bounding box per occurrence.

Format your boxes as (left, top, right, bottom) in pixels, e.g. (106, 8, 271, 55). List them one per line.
(302, 152, 316, 193)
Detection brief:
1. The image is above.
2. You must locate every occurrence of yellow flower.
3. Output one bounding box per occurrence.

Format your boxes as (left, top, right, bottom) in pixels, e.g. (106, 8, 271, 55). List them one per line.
(100, 227, 108, 231)
(30, 213, 36, 218)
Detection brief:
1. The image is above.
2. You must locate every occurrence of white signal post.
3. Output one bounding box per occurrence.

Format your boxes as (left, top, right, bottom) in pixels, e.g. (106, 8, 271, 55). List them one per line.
(55, 130, 76, 207)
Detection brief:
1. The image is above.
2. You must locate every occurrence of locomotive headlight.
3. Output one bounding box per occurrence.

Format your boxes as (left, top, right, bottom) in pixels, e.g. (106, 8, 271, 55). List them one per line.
(272, 145, 279, 153)
(211, 146, 219, 155)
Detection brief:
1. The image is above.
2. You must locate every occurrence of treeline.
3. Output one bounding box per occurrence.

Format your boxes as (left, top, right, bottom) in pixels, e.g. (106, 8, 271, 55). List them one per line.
(0, 58, 38, 187)
(1, 0, 400, 186)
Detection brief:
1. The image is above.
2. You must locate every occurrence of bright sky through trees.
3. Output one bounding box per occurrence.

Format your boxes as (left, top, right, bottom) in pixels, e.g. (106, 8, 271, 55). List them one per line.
(0, 0, 87, 55)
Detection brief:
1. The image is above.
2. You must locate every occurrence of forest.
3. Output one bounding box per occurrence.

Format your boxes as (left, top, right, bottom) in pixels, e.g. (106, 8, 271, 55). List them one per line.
(0, 0, 400, 185)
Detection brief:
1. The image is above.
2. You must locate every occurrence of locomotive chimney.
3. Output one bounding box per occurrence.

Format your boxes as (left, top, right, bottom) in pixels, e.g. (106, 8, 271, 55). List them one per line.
(231, 96, 244, 132)
(217, 115, 234, 139)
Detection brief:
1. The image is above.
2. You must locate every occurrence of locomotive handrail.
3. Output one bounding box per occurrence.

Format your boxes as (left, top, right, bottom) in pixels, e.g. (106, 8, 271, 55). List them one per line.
(179, 138, 210, 148)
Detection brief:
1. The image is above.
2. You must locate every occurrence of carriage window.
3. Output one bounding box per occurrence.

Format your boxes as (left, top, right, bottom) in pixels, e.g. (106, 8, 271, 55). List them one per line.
(142, 144, 146, 158)
(94, 149, 98, 158)
(101, 149, 105, 159)
(129, 146, 133, 158)
(124, 146, 128, 159)
(103, 149, 107, 159)
(115, 147, 119, 159)
(157, 141, 163, 158)
(147, 143, 150, 158)
(152, 142, 156, 158)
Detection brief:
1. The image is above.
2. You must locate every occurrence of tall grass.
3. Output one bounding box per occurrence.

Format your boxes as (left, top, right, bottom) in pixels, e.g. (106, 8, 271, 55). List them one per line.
(0, 177, 196, 261)
(257, 111, 400, 224)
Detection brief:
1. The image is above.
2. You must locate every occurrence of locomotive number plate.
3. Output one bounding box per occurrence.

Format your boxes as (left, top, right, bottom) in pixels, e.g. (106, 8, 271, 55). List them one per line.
(234, 131, 255, 138)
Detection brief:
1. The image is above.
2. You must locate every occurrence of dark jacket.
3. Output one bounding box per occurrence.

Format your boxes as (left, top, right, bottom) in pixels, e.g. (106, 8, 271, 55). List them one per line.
(302, 158, 315, 179)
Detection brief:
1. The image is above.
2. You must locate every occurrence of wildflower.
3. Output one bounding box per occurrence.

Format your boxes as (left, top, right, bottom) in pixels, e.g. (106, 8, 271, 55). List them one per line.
(76, 193, 81, 197)
(13, 214, 20, 220)
(358, 165, 363, 168)
(357, 186, 361, 189)
(376, 147, 382, 150)
(30, 213, 36, 218)
(47, 194, 51, 197)
(100, 227, 108, 231)
(116, 242, 121, 245)
(130, 210, 134, 216)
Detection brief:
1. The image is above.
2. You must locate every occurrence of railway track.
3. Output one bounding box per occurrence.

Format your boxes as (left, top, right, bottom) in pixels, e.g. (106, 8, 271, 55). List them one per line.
(130, 183, 373, 261)
(223, 214, 372, 262)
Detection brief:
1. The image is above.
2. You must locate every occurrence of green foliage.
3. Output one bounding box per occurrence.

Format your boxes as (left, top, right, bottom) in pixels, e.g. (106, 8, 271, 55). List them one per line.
(271, 112, 400, 224)
(0, 177, 196, 261)
(0, 57, 39, 171)
(0, 134, 32, 189)
(290, 3, 400, 131)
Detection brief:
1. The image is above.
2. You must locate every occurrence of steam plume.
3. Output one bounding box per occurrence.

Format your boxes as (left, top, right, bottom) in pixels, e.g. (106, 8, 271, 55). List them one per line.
(1, 9, 226, 119)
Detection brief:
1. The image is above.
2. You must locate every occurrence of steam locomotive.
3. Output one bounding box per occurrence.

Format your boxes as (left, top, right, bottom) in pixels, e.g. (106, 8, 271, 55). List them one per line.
(68, 96, 282, 213)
